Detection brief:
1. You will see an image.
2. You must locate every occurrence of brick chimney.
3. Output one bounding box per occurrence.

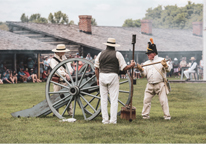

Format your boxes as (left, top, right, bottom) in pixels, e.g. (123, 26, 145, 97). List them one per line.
(79, 15, 92, 34)
(192, 21, 203, 37)
(141, 20, 152, 35)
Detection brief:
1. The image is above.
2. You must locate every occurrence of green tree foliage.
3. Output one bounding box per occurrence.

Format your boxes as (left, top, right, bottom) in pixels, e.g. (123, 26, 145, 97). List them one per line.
(69, 20, 74, 25)
(20, 13, 29, 22)
(48, 11, 69, 24)
(122, 18, 141, 27)
(143, 1, 203, 29)
(20, 13, 47, 23)
(91, 18, 97, 26)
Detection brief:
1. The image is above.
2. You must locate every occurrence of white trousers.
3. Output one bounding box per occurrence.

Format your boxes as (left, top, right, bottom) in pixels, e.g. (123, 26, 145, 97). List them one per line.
(53, 82, 72, 115)
(183, 69, 195, 79)
(99, 73, 119, 124)
(142, 82, 170, 119)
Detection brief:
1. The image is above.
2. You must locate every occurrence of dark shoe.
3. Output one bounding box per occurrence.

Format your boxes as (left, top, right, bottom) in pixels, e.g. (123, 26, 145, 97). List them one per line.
(185, 78, 190, 81)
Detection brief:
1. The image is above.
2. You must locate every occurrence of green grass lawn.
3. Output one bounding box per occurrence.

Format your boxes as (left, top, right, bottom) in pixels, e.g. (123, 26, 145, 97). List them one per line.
(0, 78, 206, 143)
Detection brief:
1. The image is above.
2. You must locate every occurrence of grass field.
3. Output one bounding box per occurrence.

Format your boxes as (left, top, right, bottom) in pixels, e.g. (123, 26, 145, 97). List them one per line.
(0, 78, 206, 143)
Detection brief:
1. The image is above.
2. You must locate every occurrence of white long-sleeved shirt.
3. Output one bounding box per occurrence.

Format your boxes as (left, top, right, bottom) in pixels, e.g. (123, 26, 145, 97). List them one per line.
(188, 62, 197, 71)
(141, 55, 171, 84)
(94, 51, 127, 71)
(50, 53, 74, 77)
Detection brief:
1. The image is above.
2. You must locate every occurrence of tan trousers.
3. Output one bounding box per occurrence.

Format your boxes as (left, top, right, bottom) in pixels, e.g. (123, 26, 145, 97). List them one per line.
(53, 82, 72, 115)
(142, 82, 170, 119)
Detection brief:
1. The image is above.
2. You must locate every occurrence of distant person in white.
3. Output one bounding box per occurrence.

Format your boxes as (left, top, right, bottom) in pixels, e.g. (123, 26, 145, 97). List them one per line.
(183, 57, 197, 81)
(94, 38, 135, 124)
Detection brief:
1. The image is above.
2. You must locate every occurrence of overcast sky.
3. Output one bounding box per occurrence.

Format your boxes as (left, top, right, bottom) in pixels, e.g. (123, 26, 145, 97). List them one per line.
(0, 0, 203, 26)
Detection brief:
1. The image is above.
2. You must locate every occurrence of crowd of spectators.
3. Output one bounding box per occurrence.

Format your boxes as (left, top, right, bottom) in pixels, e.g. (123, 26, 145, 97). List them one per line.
(122, 55, 204, 80)
(0, 53, 96, 84)
(0, 53, 204, 84)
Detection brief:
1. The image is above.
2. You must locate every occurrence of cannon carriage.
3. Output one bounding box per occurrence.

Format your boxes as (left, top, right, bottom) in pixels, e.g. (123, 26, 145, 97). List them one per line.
(11, 58, 132, 120)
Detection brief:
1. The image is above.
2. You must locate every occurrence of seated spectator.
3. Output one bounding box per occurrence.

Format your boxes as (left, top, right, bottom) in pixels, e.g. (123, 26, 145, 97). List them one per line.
(27, 57, 35, 72)
(179, 57, 187, 74)
(18, 68, 27, 83)
(74, 61, 84, 71)
(30, 69, 42, 82)
(0, 74, 3, 84)
(42, 69, 49, 82)
(11, 70, 18, 83)
(173, 58, 180, 78)
(2, 69, 12, 84)
(44, 56, 50, 71)
(10, 70, 18, 84)
(75, 53, 80, 58)
(184, 57, 197, 81)
(24, 68, 38, 83)
(85, 53, 93, 60)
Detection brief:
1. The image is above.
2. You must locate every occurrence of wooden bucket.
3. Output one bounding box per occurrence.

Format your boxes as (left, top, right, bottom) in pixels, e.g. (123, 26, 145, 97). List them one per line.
(120, 105, 136, 120)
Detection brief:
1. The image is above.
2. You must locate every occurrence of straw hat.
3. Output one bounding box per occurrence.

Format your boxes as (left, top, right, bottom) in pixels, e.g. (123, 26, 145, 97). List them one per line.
(190, 57, 196, 61)
(52, 44, 70, 52)
(44, 56, 48, 59)
(103, 38, 120, 47)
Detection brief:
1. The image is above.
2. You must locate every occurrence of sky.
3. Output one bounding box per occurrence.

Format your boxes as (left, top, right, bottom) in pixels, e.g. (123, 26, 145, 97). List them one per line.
(0, 0, 203, 26)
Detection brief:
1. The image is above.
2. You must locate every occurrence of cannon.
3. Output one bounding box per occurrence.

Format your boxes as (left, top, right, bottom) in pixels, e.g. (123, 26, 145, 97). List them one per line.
(11, 58, 132, 120)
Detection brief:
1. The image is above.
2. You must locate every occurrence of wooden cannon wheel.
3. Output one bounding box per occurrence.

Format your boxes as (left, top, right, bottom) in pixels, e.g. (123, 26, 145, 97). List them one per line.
(45, 58, 132, 120)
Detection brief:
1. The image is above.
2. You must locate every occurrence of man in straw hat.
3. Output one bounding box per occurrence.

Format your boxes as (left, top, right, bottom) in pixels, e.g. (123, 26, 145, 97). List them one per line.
(50, 44, 74, 116)
(94, 38, 136, 124)
(136, 38, 172, 120)
(183, 57, 197, 81)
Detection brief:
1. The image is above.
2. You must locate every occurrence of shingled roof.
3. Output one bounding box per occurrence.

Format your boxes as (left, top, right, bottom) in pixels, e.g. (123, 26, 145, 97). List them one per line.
(6, 22, 203, 52)
(0, 29, 54, 51)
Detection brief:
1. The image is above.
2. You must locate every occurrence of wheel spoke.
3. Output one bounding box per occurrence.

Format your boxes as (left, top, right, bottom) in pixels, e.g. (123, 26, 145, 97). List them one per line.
(78, 64, 88, 86)
(52, 94, 71, 107)
(72, 96, 77, 118)
(80, 94, 97, 112)
(61, 96, 73, 116)
(119, 90, 130, 93)
(55, 71, 72, 87)
(119, 80, 129, 85)
(75, 61, 79, 85)
(80, 85, 99, 91)
(64, 63, 75, 86)
(118, 99, 125, 106)
(80, 91, 101, 99)
(77, 97, 86, 120)
(84, 92, 99, 108)
(80, 75, 96, 88)
(50, 80, 70, 90)
(96, 99, 100, 110)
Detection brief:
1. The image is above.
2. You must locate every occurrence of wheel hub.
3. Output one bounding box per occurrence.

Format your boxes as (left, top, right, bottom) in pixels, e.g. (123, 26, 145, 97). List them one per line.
(69, 86, 80, 96)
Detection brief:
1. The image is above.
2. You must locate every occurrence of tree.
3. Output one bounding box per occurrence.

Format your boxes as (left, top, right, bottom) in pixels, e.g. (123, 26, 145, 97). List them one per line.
(48, 13, 55, 23)
(29, 13, 41, 22)
(48, 11, 69, 24)
(69, 20, 74, 25)
(142, 1, 203, 29)
(122, 19, 134, 27)
(20, 13, 29, 22)
(122, 19, 141, 27)
(91, 18, 97, 26)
